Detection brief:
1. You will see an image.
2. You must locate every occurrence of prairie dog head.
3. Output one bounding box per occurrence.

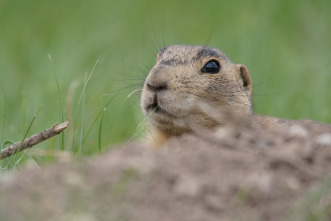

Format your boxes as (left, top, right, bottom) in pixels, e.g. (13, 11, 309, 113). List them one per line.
(141, 45, 252, 137)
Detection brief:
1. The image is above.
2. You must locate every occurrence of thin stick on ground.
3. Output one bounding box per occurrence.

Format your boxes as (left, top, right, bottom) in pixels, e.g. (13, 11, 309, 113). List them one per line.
(1, 121, 69, 160)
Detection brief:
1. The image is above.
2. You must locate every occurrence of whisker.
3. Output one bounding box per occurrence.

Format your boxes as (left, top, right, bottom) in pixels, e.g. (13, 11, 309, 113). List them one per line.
(128, 89, 143, 99)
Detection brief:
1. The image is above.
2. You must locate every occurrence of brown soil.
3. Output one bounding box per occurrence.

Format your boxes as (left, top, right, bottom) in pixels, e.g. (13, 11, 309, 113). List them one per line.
(1, 117, 331, 221)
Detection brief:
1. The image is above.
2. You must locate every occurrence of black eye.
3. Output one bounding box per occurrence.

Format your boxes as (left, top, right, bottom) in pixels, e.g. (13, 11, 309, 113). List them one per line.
(201, 60, 221, 74)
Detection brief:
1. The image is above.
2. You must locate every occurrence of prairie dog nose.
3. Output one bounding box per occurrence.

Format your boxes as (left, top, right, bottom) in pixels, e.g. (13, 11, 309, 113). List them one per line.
(146, 65, 170, 92)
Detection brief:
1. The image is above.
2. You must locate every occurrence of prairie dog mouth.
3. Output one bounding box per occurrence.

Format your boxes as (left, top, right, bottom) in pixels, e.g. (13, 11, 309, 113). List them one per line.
(145, 102, 176, 118)
(148, 103, 160, 112)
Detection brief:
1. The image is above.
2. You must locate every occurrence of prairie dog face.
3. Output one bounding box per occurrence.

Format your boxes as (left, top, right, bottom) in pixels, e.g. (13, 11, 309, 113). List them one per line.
(141, 45, 253, 136)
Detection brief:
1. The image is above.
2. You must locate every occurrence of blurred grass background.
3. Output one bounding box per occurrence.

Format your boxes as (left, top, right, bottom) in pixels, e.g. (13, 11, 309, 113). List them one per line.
(0, 0, 330, 169)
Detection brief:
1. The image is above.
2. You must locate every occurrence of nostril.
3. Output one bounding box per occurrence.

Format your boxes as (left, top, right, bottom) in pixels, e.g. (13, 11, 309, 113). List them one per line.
(147, 83, 153, 90)
(158, 85, 167, 90)
(147, 82, 167, 92)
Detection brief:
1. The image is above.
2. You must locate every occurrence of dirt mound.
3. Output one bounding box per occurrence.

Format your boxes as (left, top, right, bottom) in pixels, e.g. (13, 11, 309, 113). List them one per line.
(1, 119, 331, 221)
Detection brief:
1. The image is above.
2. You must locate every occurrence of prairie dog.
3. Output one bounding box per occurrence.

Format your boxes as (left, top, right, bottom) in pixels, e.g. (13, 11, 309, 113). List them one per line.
(140, 45, 330, 147)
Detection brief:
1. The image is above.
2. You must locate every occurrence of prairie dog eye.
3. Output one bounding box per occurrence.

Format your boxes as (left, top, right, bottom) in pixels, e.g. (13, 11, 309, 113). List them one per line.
(201, 60, 221, 74)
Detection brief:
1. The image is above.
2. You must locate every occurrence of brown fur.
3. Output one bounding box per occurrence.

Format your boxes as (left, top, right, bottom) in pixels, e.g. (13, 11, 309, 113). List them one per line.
(140, 45, 330, 147)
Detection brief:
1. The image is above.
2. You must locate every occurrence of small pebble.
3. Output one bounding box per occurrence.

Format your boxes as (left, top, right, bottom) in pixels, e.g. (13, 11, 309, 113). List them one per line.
(315, 133, 331, 147)
(287, 125, 308, 138)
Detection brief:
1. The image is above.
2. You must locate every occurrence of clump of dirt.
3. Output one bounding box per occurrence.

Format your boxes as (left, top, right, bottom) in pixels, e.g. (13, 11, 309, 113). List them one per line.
(0, 117, 331, 221)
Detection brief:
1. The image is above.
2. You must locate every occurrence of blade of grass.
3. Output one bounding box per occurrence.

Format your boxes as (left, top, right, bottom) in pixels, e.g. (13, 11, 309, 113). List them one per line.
(127, 106, 157, 142)
(98, 108, 105, 152)
(24, 152, 41, 170)
(71, 60, 99, 153)
(82, 95, 116, 145)
(136, 106, 157, 130)
(105, 89, 142, 145)
(78, 75, 86, 158)
(48, 54, 65, 150)
(16, 150, 40, 170)
(11, 105, 43, 168)
(0, 85, 5, 150)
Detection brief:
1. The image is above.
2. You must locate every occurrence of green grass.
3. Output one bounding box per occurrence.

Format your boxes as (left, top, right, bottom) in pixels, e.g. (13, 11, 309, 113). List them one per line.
(0, 0, 331, 169)
(287, 175, 331, 221)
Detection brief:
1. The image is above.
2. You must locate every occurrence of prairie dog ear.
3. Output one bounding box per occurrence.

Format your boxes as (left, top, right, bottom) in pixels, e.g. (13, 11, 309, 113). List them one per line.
(156, 52, 161, 62)
(237, 64, 252, 94)
(156, 47, 168, 62)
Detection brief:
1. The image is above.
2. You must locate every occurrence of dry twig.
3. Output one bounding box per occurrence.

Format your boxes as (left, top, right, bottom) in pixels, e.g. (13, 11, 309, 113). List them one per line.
(1, 121, 69, 160)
